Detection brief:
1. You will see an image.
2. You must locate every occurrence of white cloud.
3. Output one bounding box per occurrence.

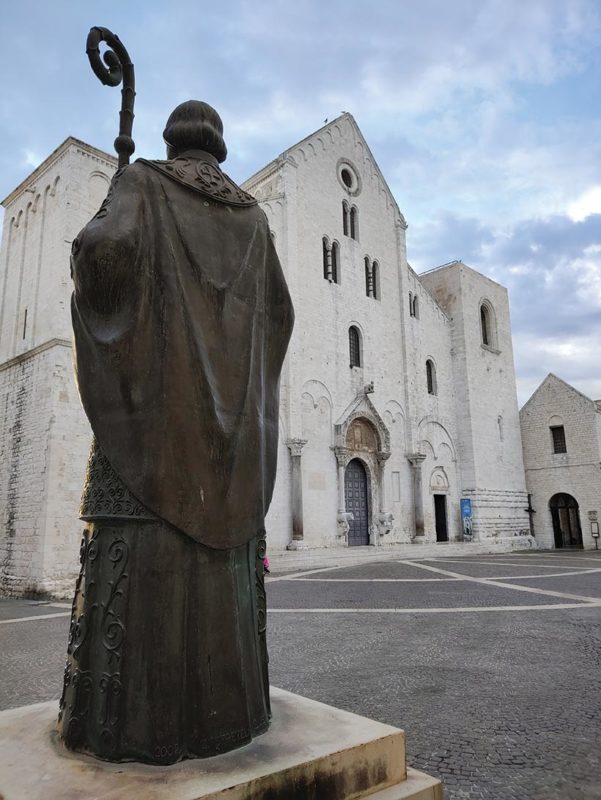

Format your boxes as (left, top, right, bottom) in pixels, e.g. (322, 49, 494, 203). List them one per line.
(21, 150, 42, 168)
(567, 186, 601, 222)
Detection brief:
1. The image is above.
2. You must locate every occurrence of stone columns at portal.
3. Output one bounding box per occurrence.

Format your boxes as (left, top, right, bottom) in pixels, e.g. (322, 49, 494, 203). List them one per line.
(376, 452, 393, 538)
(333, 446, 353, 541)
(407, 453, 427, 539)
(286, 438, 308, 550)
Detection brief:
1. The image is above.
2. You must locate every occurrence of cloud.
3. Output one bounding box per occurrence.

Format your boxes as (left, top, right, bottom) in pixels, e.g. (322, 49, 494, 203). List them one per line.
(413, 210, 601, 403)
(1, 0, 600, 404)
(568, 187, 601, 221)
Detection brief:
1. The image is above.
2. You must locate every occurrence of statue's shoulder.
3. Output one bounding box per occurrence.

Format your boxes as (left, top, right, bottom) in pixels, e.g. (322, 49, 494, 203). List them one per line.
(135, 157, 258, 207)
(106, 161, 150, 193)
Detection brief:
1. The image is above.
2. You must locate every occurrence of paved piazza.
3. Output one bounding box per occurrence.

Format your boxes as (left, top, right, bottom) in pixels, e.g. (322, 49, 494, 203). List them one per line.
(2, 551, 601, 799)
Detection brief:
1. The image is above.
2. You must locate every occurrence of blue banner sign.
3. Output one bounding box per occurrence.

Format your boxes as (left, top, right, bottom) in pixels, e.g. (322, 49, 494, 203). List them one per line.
(460, 499, 473, 539)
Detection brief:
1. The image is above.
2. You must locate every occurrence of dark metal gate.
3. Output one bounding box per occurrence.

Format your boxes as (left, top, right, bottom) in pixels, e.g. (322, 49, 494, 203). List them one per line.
(345, 459, 369, 546)
(549, 493, 583, 548)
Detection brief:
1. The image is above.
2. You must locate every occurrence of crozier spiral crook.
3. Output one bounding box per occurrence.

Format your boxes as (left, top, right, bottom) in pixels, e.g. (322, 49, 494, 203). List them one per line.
(86, 27, 136, 168)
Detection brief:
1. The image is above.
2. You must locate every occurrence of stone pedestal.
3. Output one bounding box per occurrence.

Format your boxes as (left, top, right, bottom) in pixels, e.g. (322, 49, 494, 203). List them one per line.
(0, 688, 442, 800)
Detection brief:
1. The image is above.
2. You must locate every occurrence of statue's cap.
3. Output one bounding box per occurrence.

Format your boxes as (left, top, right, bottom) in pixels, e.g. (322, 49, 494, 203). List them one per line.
(163, 100, 227, 163)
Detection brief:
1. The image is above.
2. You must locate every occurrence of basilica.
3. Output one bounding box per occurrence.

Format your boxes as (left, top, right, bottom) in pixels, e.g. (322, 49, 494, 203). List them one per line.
(0, 114, 532, 596)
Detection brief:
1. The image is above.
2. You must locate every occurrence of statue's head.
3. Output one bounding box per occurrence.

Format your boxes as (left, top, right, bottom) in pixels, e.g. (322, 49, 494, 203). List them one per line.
(163, 100, 227, 163)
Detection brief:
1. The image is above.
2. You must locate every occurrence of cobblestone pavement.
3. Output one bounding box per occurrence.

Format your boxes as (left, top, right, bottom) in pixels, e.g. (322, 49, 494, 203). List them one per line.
(2, 550, 601, 799)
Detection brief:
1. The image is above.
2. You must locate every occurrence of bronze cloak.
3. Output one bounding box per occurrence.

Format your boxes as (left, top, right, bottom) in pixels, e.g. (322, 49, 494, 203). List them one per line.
(71, 156, 293, 549)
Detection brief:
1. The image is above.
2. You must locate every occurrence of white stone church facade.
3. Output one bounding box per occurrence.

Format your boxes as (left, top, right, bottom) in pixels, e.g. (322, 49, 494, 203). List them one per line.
(0, 115, 531, 596)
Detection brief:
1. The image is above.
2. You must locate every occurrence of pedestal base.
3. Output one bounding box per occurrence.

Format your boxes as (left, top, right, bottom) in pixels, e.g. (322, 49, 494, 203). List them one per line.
(0, 688, 442, 799)
(286, 539, 309, 550)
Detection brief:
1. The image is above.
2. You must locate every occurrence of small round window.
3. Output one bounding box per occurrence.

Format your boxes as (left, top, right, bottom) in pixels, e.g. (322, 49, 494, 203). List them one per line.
(337, 159, 361, 196)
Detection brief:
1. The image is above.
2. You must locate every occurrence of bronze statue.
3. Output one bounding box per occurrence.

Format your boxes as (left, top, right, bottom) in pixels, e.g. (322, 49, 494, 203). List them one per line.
(57, 32, 293, 764)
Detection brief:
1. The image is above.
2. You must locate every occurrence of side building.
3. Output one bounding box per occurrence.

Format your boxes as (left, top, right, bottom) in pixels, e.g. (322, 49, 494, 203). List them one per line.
(0, 117, 531, 597)
(0, 138, 117, 595)
(520, 373, 601, 549)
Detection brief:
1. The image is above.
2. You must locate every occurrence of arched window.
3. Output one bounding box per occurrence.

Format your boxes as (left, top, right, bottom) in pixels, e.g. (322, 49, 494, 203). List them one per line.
(342, 201, 349, 237)
(412, 294, 419, 318)
(350, 206, 358, 240)
(480, 304, 490, 345)
(479, 300, 496, 348)
(364, 257, 379, 299)
(349, 326, 361, 368)
(322, 237, 330, 280)
(426, 359, 437, 395)
(372, 261, 379, 300)
(331, 241, 340, 284)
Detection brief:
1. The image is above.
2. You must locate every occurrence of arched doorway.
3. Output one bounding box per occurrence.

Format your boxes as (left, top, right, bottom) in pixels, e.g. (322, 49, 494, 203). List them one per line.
(549, 493, 583, 549)
(345, 459, 369, 546)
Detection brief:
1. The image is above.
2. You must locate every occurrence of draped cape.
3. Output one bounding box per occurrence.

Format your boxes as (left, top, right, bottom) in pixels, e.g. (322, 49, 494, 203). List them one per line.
(71, 157, 293, 549)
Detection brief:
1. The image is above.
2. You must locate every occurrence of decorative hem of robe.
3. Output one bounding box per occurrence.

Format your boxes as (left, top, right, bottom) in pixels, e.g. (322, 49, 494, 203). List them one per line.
(58, 444, 270, 764)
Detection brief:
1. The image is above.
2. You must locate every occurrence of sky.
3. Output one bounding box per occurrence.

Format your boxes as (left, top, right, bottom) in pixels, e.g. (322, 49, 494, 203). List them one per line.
(1, 0, 601, 405)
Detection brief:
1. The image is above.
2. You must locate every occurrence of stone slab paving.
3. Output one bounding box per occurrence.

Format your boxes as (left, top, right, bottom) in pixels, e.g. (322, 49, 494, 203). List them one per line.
(1, 550, 601, 799)
(501, 573, 601, 599)
(414, 559, 590, 578)
(285, 561, 450, 580)
(267, 578, 585, 609)
(0, 600, 69, 622)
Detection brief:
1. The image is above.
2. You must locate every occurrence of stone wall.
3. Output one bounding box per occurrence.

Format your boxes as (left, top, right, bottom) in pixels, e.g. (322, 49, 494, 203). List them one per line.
(0, 140, 115, 595)
(0, 341, 90, 595)
(520, 374, 601, 549)
(420, 262, 530, 541)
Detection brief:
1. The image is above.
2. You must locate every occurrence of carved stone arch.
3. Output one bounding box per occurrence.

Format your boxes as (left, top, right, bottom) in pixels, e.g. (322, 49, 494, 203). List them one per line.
(89, 171, 110, 211)
(333, 391, 393, 545)
(301, 381, 333, 444)
(50, 175, 60, 197)
(430, 466, 449, 492)
(384, 400, 406, 448)
(384, 399, 405, 419)
(301, 379, 333, 410)
(334, 391, 390, 455)
(295, 147, 308, 163)
(301, 390, 316, 410)
(346, 417, 379, 454)
(417, 439, 436, 460)
(89, 169, 110, 181)
(439, 442, 454, 463)
(417, 417, 457, 462)
(307, 142, 317, 157)
(548, 414, 564, 427)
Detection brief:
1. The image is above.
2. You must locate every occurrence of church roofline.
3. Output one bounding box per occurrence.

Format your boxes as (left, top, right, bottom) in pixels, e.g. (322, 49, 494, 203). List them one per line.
(520, 372, 596, 412)
(419, 259, 505, 292)
(242, 113, 350, 188)
(242, 113, 403, 218)
(2, 137, 116, 208)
